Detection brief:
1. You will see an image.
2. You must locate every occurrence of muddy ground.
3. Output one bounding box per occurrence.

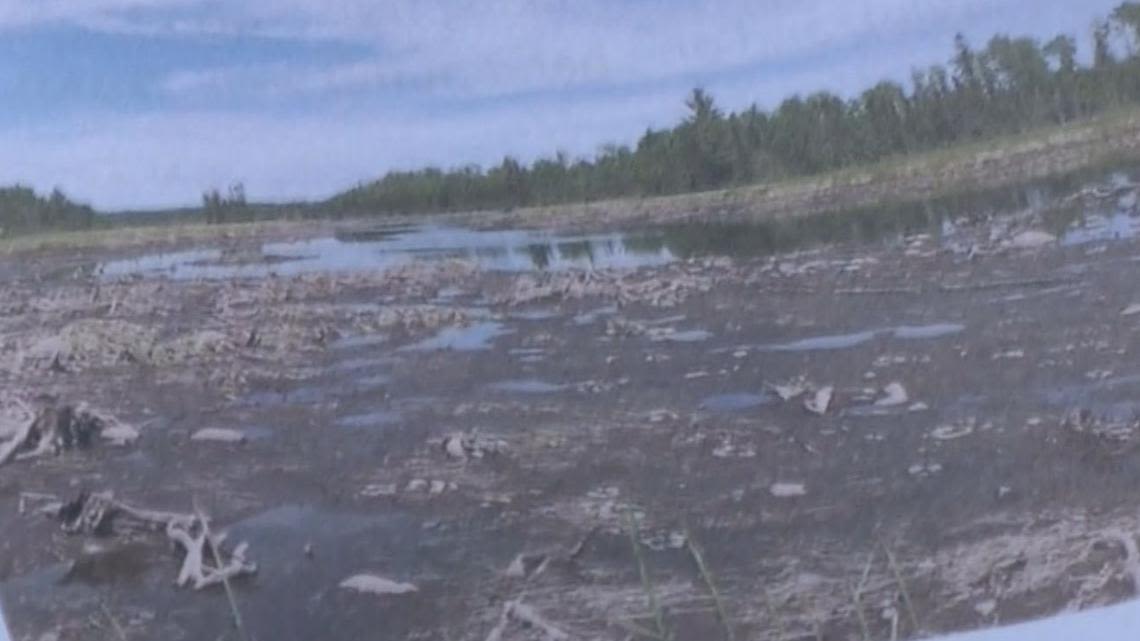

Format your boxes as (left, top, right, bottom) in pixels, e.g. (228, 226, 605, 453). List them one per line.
(5, 181, 1140, 641)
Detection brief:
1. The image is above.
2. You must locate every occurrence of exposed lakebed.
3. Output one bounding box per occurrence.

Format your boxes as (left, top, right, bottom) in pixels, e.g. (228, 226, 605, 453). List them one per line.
(7, 167, 1140, 641)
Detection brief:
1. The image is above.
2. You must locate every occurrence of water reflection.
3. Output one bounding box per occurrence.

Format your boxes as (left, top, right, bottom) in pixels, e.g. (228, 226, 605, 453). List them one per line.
(98, 163, 1140, 281)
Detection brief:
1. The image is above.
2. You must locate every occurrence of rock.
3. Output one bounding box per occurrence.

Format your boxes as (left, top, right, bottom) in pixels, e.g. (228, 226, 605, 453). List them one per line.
(190, 428, 246, 444)
(908, 402, 929, 412)
(440, 432, 508, 459)
(100, 423, 140, 446)
(443, 434, 468, 459)
(1123, 303, 1140, 317)
(875, 382, 908, 407)
(930, 422, 974, 440)
(769, 482, 806, 498)
(360, 483, 397, 497)
(338, 574, 418, 595)
(804, 386, 833, 415)
(406, 479, 429, 492)
(974, 599, 997, 617)
(772, 379, 808, 401)
(1009, 230, 1056, 249)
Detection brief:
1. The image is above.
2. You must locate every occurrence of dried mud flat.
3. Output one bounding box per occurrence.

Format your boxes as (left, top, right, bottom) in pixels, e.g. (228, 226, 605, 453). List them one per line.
(6, 188, 1140, 641)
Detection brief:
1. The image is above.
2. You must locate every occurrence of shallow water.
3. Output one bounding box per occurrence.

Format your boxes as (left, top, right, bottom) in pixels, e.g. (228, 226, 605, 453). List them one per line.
(100, 225, 676, 280)
(402, 321, 513, 351)
(488, 379, 566, 394)
(700, 392, 773, 411)
(751, 323, 965, 352)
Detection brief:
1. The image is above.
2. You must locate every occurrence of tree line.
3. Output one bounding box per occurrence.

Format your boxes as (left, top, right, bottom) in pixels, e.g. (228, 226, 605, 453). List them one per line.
(330, 2, 1140, 215)
(0, 186, 95, 236)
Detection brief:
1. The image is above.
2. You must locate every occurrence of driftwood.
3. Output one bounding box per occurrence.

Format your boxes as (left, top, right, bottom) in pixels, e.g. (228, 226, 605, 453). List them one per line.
(0, 401, 136, 466)
(30, 490, 257, 590)
(484, 600, 570, 641)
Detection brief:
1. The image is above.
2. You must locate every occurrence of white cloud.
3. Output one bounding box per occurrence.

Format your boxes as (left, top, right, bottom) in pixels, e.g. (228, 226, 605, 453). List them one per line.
(0, 88, 690, 210)
(0, 0, 1128, 207)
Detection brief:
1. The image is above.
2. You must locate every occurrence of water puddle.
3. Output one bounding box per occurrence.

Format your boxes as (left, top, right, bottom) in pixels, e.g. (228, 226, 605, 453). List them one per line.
(330, 333, 389, 350)
(573, 305, 619, 326)
(744, 323, 964, 352)
(335, 409, 402, 429)
(509, 309, 561, 321)
(700, 392, 773, 412)
(402, 321, 513, 351)
(99, 225, 676, 280)
(757, 330, 878, 352)
(893, 323, 966, 340)
(330, 355, 398, 373)
(1061, 212, 1140, 247)
(652, 329, 714, 343)
(488, 379, 567, 394)
(95, 164, 1140, 284)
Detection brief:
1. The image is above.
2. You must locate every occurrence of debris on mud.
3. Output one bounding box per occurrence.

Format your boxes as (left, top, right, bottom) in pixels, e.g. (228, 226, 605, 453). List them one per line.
(484, 599, 570, 641)
(875, 382, 909, 407)
(440, 432, 509, 460)
(930, 420, 980, 441)
(1063, 409, 1140, 455)
(338, 574, 418, 596)
(21, 491, 257, 590)
(804, 386, 833, 415)
(770, 482, 807, 498)
(0, 399, 132, 465)
(190, 428, 248, 444)
(1008, 230, 1057, 249)
(770, 377, 810, 401)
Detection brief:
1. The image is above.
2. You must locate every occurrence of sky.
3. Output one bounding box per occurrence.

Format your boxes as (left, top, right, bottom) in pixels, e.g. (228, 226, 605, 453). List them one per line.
(0, 0, 1126, 210)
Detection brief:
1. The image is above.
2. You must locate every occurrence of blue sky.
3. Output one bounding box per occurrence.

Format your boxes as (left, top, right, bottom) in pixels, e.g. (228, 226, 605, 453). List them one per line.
(0, 0, 1125, 210)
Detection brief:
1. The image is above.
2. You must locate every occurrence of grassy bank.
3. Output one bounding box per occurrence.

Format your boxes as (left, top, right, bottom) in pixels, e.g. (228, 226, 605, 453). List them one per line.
(487, 105, 1140, 230)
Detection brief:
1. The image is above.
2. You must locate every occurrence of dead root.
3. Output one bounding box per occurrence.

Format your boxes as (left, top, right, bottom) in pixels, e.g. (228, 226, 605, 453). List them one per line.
(0, 400, 136, 466)
(30, 490, 257, 590)
(484, 600, 571, 641)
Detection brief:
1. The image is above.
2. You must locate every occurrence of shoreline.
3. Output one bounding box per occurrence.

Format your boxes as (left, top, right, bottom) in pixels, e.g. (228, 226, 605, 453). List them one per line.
(6, 108, 1140, 256)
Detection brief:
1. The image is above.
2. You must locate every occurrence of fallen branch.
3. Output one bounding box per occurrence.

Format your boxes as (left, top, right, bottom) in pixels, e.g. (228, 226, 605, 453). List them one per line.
(0, 398, 35, 465)
(0, 401, 135, 466)
(29, 491, 256, 592)
(167, 516, 257, 590)
(194, 504, 251, 640)
(484, 600, 570, 641)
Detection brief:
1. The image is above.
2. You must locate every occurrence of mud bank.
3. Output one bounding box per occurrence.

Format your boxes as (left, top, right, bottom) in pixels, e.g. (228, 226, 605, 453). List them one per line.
(4, 172, 1140, 640)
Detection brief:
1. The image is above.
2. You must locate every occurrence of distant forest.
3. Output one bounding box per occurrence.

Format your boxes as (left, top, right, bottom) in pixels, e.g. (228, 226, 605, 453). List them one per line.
(329, 2, 1140, 215)
(0, 186, 95, 235)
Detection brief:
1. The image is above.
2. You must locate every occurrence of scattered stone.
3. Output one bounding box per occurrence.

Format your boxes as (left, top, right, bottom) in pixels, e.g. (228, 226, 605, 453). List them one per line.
(930, 421, 976, 441)
(908, 402, 930, 412)
(875, 382, 909, 407)
(190, 428, 247, 444)
(338, 574, 418, 596)
(974, 599, 997, 617)
(771, 378, 809, 401)
(769, 482, 807, 498)
(908, 462, 943, 477)
(505, 553, 550, 579)
(804, 386, 833, 415)
(1009, 230, 1056, 249)
(992, 349, 1025, 360)
(441, 432, 508, 460)
(360, 483, 398, 498)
